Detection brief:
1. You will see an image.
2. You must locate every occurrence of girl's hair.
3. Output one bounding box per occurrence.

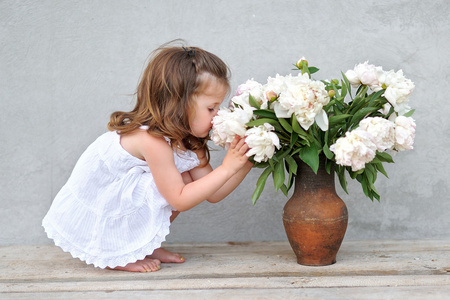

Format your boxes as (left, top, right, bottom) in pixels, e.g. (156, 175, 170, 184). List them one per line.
(108, 41, 230, 163)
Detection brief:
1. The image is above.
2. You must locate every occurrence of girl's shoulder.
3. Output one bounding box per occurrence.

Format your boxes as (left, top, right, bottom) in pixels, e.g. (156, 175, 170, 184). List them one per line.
(120, 128, 171, 161)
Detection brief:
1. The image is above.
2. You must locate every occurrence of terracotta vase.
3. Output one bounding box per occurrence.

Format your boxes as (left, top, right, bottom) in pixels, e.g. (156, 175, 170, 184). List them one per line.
(282, 155, 348, 266)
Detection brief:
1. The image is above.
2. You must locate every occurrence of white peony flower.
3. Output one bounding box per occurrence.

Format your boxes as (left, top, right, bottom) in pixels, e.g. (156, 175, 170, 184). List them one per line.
(393, 116, 416, 151)
(245, 123, 280, 162)
(272, 73, 330, 131)
(235, 79, 262, 96)
(377, 70, 414, 115)
(344, 62, 383, 89)
(264, 74, 288, 97)
(232, 79, 268, 109)
(358, 117, 395, 152)
(330, 129, 377, 171)
(345, 63, 414, 115)
(211, 107, 253, 147)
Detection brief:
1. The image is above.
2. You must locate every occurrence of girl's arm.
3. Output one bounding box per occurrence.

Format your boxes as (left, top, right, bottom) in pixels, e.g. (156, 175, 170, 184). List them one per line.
(188, 152, 253, 203)
(138, 133, 250, 212)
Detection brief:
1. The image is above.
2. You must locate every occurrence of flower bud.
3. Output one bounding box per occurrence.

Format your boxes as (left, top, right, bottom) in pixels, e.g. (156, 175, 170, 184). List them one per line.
(328, 90, 336, 98)
(266, 90, 278, 102)
(331, 79, 339, 85)
(296, 57, 308, 69)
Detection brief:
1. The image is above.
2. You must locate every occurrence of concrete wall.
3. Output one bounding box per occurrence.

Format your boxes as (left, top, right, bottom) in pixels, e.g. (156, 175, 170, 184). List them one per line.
(1, 0, 449, 246)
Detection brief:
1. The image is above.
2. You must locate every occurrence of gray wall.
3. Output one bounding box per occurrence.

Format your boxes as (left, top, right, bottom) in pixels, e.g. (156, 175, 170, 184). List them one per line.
(1, 0, 449, 246)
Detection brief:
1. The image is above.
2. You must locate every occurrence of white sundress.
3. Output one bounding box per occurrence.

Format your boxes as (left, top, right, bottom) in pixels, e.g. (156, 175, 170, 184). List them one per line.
(42, 128, 200, 269)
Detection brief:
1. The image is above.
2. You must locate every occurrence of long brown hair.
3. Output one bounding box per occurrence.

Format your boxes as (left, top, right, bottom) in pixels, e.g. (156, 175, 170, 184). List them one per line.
(108, 41, 230, 163)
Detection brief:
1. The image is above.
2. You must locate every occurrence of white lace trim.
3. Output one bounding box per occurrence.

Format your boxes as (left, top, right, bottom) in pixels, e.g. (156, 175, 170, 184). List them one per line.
(42, 216, 171, 269)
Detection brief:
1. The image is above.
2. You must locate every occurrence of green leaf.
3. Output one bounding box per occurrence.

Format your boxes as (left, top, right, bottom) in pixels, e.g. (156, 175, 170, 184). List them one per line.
(252, 160, 270, 168)
(333, 100, 345, 113)
(325, 159, 332, 174)
(246, 118, 284, 132)
(273, 147, 290, 162)
(253, 109, 277, 119)
(349, 106, 380, 126)
(290, 131, 299, 148)
(372, 188, 381, 202)
(323, 144, 334, 160)
(360, 175, 369, 197)
(329, 114, 352, 126)
(291, 115, 308, 137)
(327, 126, 341, 143)
(339, 79, 348, 100)
(403, 109, 415, 117)
(284, 157, 296, 192)
(252, 167, 272, 205)
(280, 184, 289, 196)
(341, 72, 352, 100)
(273, 160, 286, 191)
(348, 97, 366, 114)
(336, 165, 348, 194)
(285, 155, 298, 175)
(286, 171, 295, 191)
(324, 99, 336, 111)
(376, 151, 394, 163)
(368, 89, 385, 105)
(324, 129, 330, 145)
(298, 143, 319, 174)
(356, 85, 369, 98)
(248, 94, 261, 109)
(268, 158, 275, 170)
(308, 66, 319, 74)
(279, 118, 293, 133)
(364, 164, 376, 188)
(374, 162, 389, 178)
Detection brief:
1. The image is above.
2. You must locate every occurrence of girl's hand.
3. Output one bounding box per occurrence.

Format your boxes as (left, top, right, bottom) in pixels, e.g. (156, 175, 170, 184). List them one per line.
(222, 135, 250, 174)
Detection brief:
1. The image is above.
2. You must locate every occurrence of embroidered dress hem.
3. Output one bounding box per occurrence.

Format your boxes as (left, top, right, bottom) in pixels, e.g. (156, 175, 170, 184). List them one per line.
(42, 215, 171, 269)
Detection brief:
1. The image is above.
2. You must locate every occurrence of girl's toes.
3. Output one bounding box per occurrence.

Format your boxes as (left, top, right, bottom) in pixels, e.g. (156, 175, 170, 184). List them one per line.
(153, 265, 161, 272)
(146, 259, 161, 272)
(152, 263, 161, 272)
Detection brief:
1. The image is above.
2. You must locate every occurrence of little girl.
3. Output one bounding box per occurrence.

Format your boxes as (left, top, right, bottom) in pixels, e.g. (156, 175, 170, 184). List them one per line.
(42, 43, 253, 272)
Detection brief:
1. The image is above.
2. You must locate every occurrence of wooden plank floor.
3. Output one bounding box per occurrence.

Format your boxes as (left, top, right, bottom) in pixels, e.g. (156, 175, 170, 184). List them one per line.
(1, 240, 449, 299)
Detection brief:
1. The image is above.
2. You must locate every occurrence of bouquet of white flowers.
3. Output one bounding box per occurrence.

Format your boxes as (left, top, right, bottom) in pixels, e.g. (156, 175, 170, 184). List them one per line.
(211, 58, 416, 204)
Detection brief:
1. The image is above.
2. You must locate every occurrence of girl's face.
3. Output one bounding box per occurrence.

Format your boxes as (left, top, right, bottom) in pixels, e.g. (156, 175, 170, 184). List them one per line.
(189, 79, 228, 138)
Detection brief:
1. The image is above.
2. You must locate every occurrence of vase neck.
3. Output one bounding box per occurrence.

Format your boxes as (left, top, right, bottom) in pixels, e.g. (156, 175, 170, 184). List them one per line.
(294, 155, 336, 192)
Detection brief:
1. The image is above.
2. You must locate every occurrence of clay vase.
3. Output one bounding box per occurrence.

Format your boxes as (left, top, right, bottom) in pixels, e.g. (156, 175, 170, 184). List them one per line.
(282, 155, 348, 266)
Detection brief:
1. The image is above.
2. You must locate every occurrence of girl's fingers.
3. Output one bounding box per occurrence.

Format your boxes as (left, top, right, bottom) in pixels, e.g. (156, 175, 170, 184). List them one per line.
(230, 135, 240, 148)
(238, 142, 249, 154)
(229, 135, 249, 157)
(235, 137, 246, 149)
(232, 137, 248, 154)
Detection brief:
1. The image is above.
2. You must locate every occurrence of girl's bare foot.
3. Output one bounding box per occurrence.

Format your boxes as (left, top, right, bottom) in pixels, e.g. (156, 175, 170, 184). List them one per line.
(108, 257, 161, 272)
(147, 247, 185, 263)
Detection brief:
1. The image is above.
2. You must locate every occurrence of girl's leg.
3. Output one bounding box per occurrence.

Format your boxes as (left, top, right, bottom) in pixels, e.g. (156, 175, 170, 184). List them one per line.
(147, 171, 193, 263)
(110, 172, 193, 271)
(146, 210, 185, 263)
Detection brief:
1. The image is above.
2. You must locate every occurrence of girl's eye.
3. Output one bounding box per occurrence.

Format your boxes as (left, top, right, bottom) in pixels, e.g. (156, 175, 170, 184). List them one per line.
(208, 108, 215, 112)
